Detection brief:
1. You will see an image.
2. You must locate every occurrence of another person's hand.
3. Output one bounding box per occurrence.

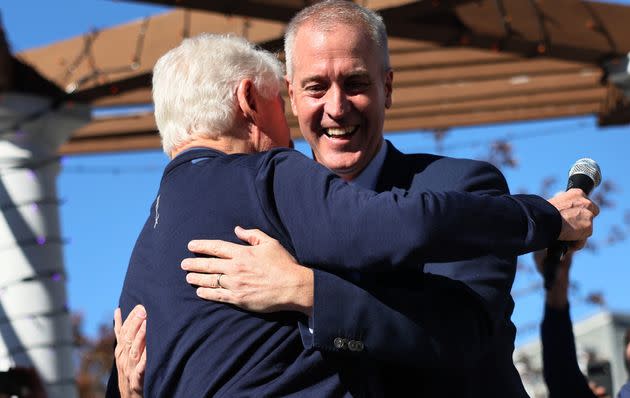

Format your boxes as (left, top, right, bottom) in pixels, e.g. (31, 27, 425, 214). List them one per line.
(548, 188, 599, 245)
(182, 226, 314, 315)
(587, 381, 609, 398)
(114, 306, 147, 398)
(534, 249, 574, 308)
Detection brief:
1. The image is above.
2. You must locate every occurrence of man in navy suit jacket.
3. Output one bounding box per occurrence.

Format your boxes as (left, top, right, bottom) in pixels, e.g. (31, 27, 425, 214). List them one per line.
(112, 2, 598, 397)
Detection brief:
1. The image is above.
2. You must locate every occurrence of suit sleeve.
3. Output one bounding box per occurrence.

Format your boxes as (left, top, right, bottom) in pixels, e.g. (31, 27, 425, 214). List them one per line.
(618, 383, 630, 398)
(263, 151, 561, 273)
(301, 160, 520, 367)
(300, 269, 491, 368)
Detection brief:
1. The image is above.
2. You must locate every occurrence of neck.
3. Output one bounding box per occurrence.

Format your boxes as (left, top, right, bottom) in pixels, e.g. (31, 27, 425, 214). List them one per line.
(170, 135, 253, 158)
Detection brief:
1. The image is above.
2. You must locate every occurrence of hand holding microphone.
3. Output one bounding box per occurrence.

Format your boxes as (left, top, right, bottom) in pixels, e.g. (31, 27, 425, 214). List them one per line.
(549, 188, 600, 244)
(544, 158, 602, 290)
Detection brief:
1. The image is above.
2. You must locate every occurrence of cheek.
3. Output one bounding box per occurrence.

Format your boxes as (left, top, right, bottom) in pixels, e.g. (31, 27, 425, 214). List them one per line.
(296, 98, 323, 125)
(350, 95, 374, 114)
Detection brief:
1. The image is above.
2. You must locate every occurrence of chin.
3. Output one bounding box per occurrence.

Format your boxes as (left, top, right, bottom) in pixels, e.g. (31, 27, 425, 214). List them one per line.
(327, 157, 363, 175)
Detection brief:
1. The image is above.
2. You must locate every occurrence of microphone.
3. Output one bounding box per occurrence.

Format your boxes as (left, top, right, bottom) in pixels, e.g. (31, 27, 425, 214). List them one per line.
(543, 158, 602, 290)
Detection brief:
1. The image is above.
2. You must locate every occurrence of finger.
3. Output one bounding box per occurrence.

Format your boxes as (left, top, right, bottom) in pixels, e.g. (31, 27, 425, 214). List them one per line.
(571, 239, 587, 251)
(235, 226, 273, 246)
(196, 287, 234, 303)
(137, 348, 147, 376)
(591, 201, 601, 217)
(186, 273, 227, 289)
(188, 239, 245, 258)
(120, 307, 137, 341)
(181, 257, 228, 273)
(116, 308, 140, 360)
(132, 349, 147, 393)
(128, 319, 146, 362)
(569, 187, 586, 197)
(114, 308, 122, 340)
(123, 306, 146, 349)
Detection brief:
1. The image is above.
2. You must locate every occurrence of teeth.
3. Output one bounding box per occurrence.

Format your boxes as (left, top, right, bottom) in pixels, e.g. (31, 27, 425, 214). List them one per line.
(325, 126, 356, 137)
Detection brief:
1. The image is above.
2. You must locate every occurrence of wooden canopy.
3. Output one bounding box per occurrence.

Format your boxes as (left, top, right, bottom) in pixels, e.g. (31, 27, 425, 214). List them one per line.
(13, 0, 630, 154)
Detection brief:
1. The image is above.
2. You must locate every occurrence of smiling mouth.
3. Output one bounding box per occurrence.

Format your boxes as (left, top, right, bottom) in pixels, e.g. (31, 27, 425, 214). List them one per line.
(323, 126, 359, 139)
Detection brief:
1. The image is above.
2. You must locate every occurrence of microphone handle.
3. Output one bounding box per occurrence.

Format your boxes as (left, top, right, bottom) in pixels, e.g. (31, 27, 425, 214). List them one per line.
(543, 241, 568, 290)
(543, 174, 594, 290)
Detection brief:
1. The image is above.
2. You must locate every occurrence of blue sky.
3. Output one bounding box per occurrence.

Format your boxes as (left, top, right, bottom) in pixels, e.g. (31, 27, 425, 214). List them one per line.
(2, 1, 629, 345)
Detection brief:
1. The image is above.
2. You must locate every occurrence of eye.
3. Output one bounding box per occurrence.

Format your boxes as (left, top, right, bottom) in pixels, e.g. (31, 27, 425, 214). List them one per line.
(345, 79, 370, 94)
(303, 83, 327, 97)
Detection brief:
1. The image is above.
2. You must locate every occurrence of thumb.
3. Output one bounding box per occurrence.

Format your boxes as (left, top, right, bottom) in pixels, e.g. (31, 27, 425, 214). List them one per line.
(234, 226, 273, 246)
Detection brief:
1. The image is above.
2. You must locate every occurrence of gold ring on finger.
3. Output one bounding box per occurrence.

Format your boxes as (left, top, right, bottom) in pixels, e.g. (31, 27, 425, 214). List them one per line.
(217, 274, 223, 289)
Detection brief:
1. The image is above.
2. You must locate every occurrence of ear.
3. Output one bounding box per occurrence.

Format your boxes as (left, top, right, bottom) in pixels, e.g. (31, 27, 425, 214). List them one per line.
(384, 69, 393, 109)
(236, 79, 258, 121)
(285, 75, 299, 116)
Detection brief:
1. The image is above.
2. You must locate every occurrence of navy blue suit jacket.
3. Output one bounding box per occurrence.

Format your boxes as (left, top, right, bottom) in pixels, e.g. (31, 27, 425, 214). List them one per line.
(306, 142, 530, 397)
(109, 146, 559, 397)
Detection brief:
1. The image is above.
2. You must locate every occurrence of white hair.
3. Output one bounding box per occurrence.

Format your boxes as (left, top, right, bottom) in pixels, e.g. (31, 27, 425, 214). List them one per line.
(284, 0, 390, 80)
(152, 34, 285, 155)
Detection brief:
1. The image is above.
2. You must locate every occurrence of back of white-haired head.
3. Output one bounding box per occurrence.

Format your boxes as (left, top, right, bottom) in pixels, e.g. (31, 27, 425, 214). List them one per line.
(284, 0, 390, 80)
(152, 34, 285, 155)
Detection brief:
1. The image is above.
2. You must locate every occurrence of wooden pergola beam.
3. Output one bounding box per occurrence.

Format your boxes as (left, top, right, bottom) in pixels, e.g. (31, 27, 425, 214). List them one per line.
(61, 100, 600, 155)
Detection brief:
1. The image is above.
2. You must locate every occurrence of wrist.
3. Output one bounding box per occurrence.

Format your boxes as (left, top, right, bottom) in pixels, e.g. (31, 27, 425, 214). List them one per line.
(546, 285, 569, 309)
(286, 266, 314, 316)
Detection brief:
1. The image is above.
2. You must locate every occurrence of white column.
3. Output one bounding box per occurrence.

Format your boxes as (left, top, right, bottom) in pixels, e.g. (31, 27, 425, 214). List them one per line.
(0, 93, 89, 398)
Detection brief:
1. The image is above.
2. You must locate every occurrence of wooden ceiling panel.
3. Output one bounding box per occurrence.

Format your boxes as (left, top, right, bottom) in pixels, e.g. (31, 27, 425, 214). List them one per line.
(393, 58, 594, 86)
(127, 0, 303, 21)
(388, 37, 438, 52)
(92, 87, 153, 107)
(60, 134, 162, 155)
(382, 102, 601, 131)
(455, 0, 630, 60)
(17, 10, 285, 95)
(363, 0, 423, 11)
(386, 87, 606, 117)
(72, 113, 156, 138)
(390, 48, 520, 70)
(392, 70, 602, 106)
(585, 1, 630, 55)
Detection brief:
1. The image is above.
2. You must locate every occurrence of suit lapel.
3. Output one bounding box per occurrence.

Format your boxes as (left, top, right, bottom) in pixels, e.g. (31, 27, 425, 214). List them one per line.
(375, 141, 414, 193)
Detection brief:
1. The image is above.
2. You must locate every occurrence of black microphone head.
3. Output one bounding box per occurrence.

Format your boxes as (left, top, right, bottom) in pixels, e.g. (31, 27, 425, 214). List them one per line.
(567, 158, 601, 194)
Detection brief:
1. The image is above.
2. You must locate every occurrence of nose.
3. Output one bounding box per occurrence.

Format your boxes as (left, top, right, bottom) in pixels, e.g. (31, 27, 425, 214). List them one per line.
(324, 85, 350, 120)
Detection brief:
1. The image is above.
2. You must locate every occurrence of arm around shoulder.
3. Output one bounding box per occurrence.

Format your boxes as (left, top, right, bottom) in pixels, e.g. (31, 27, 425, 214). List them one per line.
(264, 151, 563, 273)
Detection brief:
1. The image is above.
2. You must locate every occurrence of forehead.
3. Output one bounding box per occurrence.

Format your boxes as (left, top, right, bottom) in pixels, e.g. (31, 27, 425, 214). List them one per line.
(291, 23, 379, 74)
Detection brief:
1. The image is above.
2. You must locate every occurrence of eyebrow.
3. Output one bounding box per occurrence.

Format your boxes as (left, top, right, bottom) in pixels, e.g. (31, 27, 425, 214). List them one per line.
(299, 69, 371, 88)
(299, 76, 322, 88)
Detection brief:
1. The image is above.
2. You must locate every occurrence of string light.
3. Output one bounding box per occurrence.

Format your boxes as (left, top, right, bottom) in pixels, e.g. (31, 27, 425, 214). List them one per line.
(527, 0, 551, 56)
(581, 1, 618, 54)
(493, 0, 513, 52)
(61, 16, 151, 94)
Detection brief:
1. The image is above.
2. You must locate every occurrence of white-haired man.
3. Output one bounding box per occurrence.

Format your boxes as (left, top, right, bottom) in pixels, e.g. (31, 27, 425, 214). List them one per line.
(109, 23, 597, 398)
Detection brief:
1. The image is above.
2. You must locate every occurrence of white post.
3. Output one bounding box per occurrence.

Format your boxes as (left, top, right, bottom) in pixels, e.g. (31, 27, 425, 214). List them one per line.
(0, 93, 89, 398)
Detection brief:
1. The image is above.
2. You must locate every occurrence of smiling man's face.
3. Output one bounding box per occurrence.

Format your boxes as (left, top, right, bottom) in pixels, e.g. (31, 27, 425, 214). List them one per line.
(287, 22, 392, 181)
